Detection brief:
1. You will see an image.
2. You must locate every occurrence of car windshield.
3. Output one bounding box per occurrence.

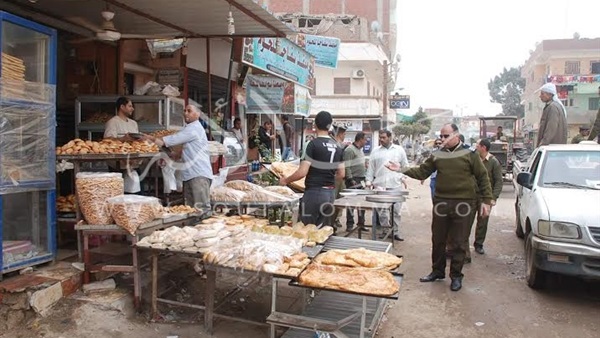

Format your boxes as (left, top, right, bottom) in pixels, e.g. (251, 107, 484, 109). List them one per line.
(540, 150, 600, 189)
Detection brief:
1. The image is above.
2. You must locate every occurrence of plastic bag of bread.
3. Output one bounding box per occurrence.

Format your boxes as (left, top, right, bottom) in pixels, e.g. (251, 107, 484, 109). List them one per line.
(263, 185, 296, 197)
(107, 195, 163, 234)
(76, 172, 124, 224)
(241, 189, 288, 203)
(224, 180, 263, 192)
(210, 186, 246, 202)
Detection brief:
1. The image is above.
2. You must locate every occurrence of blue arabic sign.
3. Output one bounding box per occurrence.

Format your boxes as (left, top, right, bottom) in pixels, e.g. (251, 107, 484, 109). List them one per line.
(297, 34, 340, 69)
(242, 38, 315, 89)
(246, 75, 311, 117)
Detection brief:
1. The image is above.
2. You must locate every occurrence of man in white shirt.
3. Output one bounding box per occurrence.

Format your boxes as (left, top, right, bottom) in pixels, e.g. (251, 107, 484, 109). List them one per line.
(230, 117, 243, 142)
(147, 105, 213, 213)
(365, 129, 409, 241)
(104, 97, 139, 140)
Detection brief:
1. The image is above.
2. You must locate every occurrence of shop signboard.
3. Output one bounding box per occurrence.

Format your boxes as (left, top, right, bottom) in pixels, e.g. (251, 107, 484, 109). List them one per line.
(242, 37, 315, 89)
(246, 75, 311, 117)
(296, 34, 340, 69)
(389, 94, 410, 109)
(334, 120, 363, 131)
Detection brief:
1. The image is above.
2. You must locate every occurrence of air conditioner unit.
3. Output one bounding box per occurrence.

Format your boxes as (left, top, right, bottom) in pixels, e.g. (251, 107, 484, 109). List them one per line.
(352, 69, 366, 79)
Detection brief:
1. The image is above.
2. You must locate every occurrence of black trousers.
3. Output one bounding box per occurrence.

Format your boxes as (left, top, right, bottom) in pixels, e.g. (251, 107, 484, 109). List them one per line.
(431, 198, 475, 278)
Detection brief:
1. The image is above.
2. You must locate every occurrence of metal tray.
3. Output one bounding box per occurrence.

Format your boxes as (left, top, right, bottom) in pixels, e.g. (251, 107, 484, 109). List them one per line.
(302, 244, 325, 258)
(365, 195, 406, 203)
(288, 272, 403, 300)
(376, 190, 409, 196)
(341, 189, 374, 195)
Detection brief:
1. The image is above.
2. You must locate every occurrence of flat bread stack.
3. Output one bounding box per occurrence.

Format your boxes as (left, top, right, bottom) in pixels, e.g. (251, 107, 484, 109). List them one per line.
(298, 264, 399, 296)
(1, 53, 26, 99)
(313, 248, 402, 271)
(270, 162, 306, 190)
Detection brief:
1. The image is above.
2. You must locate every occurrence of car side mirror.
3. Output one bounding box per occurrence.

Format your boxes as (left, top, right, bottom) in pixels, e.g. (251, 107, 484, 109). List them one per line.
(517, 172, 533, 189)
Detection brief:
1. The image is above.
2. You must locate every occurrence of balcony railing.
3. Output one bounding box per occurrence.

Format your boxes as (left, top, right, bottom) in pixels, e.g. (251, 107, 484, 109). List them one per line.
(546, 74, 600, 84)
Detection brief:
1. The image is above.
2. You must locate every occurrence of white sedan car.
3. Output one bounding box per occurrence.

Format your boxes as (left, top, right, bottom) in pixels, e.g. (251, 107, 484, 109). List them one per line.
(515, 142, 600, 289)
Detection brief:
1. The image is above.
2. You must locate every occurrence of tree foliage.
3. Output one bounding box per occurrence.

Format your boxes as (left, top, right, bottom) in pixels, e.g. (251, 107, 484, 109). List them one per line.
(488, 67, 525, 118)
(392, 107, 432, 139)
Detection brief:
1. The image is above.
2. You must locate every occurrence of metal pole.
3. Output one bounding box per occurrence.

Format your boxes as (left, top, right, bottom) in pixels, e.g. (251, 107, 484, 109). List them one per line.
(224, 39, 235, 129)
(382, 60, 388, 130)
(207, 38, 212, 140)
(299, 116, 305, 158)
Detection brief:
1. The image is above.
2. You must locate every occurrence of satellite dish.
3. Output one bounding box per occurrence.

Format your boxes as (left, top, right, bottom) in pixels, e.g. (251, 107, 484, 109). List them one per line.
(370, 21, 381, 32)
(573, 32, 580, 39)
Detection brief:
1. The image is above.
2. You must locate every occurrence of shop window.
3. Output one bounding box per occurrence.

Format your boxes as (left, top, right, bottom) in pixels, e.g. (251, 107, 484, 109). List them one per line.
(560, 98, 574, 107)
(565, 61, 580, 75)
(591, 61, 600, 74)
(589, 98, 600, 110)
(334, 78, 351, 94)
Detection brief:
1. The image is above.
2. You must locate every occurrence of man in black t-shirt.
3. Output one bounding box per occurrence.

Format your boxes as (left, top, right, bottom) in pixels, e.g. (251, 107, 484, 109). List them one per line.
(279, 111, 344, 226)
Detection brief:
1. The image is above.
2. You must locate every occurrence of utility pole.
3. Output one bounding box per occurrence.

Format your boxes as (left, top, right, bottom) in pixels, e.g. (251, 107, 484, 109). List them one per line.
(382, 60, 388, 130)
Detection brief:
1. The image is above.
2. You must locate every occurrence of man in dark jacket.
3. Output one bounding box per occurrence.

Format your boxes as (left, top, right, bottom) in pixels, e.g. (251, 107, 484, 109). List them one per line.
(258, 120, 276, 159)
(536, 83, 567, 146)
(386, 124, 493, 291)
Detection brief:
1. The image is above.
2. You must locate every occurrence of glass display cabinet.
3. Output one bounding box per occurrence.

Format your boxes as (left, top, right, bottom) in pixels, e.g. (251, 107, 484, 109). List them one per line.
(75, 95, 186, 140)
(0, 11, 57, 276)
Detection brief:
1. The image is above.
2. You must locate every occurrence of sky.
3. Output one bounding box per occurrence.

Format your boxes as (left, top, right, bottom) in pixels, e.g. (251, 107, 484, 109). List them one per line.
(395, 0, 600, 117)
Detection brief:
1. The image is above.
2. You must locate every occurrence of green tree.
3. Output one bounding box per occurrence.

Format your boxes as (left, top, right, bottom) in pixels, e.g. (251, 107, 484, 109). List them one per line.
(488, 67, 525, 118)
(393, 107, 432, 139)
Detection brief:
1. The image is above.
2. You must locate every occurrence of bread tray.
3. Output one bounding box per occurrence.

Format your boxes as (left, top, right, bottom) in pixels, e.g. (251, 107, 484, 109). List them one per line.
(288, 272, 403, 300)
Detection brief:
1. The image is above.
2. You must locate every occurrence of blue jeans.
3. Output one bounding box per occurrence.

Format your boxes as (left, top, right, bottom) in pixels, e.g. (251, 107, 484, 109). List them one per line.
(282, 147, 293, 161)
(300, 187, 335, 226)
(430, 177, 436, 201)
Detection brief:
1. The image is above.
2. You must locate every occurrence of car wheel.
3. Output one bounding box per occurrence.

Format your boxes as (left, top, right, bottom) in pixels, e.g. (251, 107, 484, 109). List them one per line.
(515, 200, 524, 239)
(525, 232, 546, 289)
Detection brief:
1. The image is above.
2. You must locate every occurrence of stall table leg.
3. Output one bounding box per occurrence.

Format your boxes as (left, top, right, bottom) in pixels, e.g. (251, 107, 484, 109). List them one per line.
(151, 253, 158, 319)
(204, 268, 217, 334)
(83, 232, 90, 284)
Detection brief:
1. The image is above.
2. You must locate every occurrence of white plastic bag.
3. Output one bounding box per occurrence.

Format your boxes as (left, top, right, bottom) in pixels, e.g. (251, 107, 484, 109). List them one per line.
(162, 163, 177, 194)
(210, 167, 230, 189)
(124, 170, 141, 193)
(162, 85, 180, 97)
(133, 81, 160, 96)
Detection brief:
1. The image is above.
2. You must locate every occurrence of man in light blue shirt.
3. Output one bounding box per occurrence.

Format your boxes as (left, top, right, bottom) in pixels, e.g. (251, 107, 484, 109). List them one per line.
(147, 105, 213, 212)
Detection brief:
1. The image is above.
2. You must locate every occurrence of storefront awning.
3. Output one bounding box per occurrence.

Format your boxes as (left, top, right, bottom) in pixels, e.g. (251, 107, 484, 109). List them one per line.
(1, 0, 294, 39)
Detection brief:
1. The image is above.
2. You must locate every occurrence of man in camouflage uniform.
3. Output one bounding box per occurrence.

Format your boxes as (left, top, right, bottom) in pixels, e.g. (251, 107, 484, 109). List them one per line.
(571, 125, 591, 144)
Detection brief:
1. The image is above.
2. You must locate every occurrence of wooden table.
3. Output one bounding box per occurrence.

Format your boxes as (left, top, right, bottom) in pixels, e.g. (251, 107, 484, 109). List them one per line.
(75, 213, 203, 308)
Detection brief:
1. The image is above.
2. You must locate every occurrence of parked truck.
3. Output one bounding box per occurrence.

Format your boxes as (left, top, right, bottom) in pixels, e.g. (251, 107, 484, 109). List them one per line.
(514, 142, 600, 289)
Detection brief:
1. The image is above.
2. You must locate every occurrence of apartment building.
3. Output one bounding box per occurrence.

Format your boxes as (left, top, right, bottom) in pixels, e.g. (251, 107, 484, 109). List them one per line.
(521, 37, 600, 141)
(259, 0, 398, 149)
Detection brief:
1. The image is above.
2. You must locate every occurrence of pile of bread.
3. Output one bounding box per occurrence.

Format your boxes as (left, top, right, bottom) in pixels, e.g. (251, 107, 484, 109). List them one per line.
(162, 205, 197, 215)
(298, 248, 402, 296)
(137, 218, 248, 253)
(251, 222, 334, 247)
(210, 180, 297, 203)
(56, 194, 77, 213)
(56, 138, 159, 155)
(148, 130, 178, 138)
(83, 112, 113, 123)
(202, 232, 309, 277)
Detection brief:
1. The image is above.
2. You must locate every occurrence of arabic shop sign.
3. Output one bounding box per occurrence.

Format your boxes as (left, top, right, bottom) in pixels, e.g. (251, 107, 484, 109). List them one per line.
(389, 94, 410, 109)
(242, 37, 315, 89)
(296, 34, 340, 69)
(245, 75, 311, 117)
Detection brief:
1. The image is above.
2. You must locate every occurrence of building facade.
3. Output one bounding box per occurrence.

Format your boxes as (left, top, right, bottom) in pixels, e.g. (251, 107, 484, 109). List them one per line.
(521, 37, 600, 141)
(261, 0, 398, 149)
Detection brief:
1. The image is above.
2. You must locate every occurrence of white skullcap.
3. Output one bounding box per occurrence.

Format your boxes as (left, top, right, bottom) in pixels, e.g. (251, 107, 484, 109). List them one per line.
(538, 83, 557, 95)
(536, 82, 566, 117)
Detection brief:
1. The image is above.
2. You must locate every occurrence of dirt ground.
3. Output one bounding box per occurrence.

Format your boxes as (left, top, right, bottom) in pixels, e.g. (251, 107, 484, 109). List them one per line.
(2, 180, 599, 338)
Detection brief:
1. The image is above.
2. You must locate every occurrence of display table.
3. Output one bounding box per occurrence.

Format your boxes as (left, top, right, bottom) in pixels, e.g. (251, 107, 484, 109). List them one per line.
(269, 236, 401, 338)
(333, 196, 400, 243)
(139, 236, 401, 336)
(75, 213, 203, 308)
